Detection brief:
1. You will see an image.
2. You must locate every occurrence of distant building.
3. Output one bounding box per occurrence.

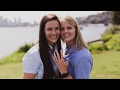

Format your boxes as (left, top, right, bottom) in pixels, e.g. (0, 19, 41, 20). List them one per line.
(0, 16, 38, 27)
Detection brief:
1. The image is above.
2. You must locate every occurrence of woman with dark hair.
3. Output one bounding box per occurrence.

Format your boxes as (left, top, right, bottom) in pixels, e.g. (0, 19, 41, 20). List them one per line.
(22, 14, 61, 79)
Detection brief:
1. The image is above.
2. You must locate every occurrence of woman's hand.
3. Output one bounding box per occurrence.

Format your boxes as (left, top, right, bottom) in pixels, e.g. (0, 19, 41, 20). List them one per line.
(52, 50, 69, 74)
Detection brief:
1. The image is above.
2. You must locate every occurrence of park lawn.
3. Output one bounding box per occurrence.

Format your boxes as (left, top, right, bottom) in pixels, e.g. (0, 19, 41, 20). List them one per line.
(90, 51, 120, 79)
(0, 62, 23, 79)
(0, 51, 120, 79)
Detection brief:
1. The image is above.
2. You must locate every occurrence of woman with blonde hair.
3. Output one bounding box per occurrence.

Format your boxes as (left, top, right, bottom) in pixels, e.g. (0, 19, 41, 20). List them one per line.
(53, 16, 93, 79)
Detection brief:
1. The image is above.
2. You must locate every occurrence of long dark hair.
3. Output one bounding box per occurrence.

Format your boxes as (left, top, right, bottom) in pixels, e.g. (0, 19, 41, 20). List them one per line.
(39, 14, 61, 79)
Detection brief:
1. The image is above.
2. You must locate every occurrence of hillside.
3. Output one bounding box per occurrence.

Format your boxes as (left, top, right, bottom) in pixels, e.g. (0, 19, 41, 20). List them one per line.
(76, 11, 112, 25)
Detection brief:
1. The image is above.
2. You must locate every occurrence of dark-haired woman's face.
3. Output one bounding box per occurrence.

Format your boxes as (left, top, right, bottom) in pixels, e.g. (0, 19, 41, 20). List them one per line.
(45, 20, 60, 46)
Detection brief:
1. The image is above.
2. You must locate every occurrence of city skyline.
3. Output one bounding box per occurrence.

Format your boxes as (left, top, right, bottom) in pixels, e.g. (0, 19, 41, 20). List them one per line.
(0, 11, 106, 24)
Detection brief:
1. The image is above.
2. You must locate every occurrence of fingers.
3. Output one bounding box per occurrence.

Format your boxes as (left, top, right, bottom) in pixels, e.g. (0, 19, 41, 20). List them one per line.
(60, 50, 64, 60)
(52, 50, 61, 63)
(52, 50, 69, 64)
(55, 50, 60, 61)
(53, 52, 58, 63)
(66, 58, 70, 63)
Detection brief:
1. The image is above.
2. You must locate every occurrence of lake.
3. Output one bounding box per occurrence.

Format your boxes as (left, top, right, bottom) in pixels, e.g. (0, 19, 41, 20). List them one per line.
(0, 24, 108, 59)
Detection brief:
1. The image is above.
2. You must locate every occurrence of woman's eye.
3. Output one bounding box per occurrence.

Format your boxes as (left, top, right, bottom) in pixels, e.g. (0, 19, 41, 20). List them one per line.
(47, 29, 52, 31)
(67, 27, 72, 30)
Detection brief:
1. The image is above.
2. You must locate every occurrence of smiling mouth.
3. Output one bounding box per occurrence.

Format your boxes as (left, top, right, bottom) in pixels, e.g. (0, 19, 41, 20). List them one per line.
(64, 35, 70, 38)
(50, 36, 57, 39)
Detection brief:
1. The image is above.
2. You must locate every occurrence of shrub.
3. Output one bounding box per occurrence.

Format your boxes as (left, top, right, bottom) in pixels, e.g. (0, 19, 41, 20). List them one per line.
(17, 43, 34, 53)
(105, 34, 120, 50)
(101, 34, 112, 43)
(104, 25, 120, 34)
(88, 42, 107, 53)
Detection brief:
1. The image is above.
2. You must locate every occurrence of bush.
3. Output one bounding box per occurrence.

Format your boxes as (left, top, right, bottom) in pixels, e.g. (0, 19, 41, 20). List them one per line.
(105, 34, 120, 50)
(0, 43, 35, 65)
(88, 42, 107, 53)
(101, 34, 112, 43)
(104, 25, 120, 34)
(17, 43, 34, 53)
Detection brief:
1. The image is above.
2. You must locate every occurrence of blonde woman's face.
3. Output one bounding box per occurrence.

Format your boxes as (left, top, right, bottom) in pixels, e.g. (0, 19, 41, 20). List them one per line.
(60, 21, 76, 44)
(45, 20, 60, 46)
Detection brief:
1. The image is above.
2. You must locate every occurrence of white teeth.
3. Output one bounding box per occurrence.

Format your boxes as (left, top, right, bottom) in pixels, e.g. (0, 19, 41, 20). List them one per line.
(51, 36, 57, 39)
(64, 35, 69, 37)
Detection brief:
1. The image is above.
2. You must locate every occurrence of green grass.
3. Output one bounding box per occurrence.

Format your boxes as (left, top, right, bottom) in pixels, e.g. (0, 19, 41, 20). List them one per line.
(0, 51, 120, 79)
(0, 62, 23, 79)
(90, 51, 120, 79)
(0, 52, 25, 65)
(0, 51, 25, 79)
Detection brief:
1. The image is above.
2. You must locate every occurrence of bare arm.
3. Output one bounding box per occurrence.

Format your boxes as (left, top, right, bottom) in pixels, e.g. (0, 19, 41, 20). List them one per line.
(23, 73, 36, 79)
(62, 75, 73, 79)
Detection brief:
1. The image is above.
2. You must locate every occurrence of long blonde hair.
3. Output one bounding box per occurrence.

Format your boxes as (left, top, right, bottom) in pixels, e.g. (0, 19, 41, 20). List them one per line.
(60, 16, 88, 50)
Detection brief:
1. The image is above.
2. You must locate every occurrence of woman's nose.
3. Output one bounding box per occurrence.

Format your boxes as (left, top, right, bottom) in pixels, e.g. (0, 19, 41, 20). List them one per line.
(52, 30, 56, 34)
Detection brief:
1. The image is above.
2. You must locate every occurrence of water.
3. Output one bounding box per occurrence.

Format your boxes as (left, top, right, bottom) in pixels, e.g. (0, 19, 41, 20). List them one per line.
(80, 25, 109, 42)
(0, 25, 108, 59)
(0, 26, 39, 59)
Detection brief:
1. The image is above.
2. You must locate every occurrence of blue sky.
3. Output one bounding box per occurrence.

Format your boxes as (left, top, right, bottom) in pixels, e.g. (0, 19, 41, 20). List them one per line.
(0, 11, 106, 24)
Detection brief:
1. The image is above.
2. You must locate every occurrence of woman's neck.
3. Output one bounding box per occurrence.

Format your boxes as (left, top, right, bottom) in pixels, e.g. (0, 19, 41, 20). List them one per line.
(66, 41, 75, 50)
(48, 42, 55, 47)
(49, 43, 55, 49)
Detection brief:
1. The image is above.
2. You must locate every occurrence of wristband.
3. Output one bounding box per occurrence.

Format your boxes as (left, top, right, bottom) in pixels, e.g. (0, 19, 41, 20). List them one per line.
(60, 72, 69, 78)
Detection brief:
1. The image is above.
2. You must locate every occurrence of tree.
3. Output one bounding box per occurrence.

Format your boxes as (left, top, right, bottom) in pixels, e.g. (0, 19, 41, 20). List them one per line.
(111, 11, 120, 25)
